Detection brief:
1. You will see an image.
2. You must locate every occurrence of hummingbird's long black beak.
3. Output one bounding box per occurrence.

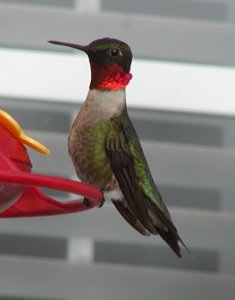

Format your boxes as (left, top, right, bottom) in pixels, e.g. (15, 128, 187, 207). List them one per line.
(48, 40, 88, 52)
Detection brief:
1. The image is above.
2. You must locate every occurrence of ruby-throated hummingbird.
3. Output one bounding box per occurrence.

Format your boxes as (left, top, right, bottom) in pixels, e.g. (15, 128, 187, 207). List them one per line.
(49, 38, 186, 257)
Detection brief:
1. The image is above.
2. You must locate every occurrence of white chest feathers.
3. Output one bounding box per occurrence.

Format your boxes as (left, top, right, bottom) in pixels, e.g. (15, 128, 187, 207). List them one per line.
(78, 89, 126, 124)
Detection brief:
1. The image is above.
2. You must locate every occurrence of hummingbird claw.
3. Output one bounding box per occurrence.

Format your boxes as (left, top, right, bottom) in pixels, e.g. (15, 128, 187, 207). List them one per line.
(83, 197, 91, 207)
(83, 196, 105, 208)
(98, 197, 105, 208)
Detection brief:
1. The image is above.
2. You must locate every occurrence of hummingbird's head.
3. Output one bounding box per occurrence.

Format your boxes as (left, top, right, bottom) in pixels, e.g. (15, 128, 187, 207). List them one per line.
(49, 37, 133, 91)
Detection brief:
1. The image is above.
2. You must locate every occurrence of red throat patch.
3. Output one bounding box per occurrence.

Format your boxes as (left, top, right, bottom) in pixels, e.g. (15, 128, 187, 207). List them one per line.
(90, 63, 132, 91)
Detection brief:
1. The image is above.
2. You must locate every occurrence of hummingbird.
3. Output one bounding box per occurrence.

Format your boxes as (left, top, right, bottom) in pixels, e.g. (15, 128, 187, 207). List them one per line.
(49, 38, 186, 257)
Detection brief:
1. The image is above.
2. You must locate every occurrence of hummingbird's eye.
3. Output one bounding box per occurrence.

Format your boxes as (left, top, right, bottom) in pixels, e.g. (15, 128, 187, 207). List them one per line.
(109, 48, 121, 58)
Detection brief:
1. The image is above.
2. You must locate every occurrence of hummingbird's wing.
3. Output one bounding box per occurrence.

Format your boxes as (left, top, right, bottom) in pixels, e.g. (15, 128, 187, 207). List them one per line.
(112, 200, 151, 236)
(105, 110, 184, 257)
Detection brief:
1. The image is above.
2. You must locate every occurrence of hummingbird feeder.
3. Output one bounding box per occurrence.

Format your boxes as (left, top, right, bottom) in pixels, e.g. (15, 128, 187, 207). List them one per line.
(0, 109, 102, 218)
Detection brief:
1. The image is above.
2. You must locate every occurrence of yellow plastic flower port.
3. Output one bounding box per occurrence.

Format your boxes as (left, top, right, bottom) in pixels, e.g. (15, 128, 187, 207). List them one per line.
(0, 109, 50, 155)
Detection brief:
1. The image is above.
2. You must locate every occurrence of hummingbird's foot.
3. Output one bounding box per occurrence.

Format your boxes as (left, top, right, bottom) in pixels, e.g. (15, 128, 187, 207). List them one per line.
(83, 197, 91, 207)
(83, 196, 105, 208)
(98, 197, 105, 208)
